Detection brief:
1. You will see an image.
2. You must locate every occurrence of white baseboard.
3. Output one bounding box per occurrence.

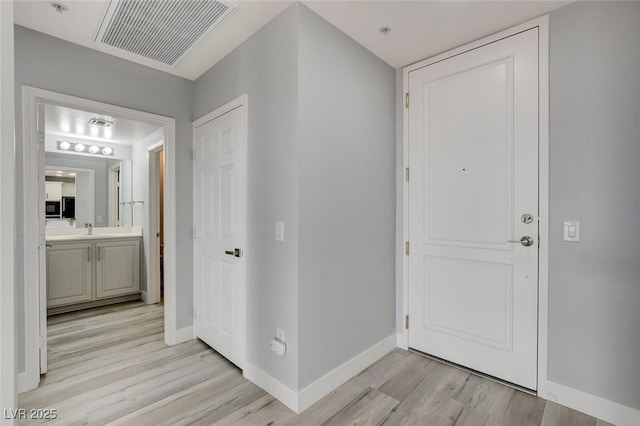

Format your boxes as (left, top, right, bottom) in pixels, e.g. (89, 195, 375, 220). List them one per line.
(396, 332, 408, 350)
(243, 334, 396, 414)
(174, 326, 194, 344)
(539, 380, 640, 426)
(297, 334, 397, 413)
(140, 291, 149, 303)
(243, 363, 299, 413)
(17, 372, 30, 394)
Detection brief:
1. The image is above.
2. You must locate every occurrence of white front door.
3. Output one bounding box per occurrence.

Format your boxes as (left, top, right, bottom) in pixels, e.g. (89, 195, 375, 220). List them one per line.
(408, 28, 539, 390)
(194, 104, 247, 369)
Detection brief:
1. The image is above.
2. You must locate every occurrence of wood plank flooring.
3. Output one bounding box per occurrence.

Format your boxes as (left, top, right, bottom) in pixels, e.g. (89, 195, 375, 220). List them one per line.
(19, 302, 610, 425)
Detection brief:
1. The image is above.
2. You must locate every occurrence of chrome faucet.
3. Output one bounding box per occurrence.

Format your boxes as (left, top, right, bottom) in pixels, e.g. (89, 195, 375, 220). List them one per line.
(84, 223, 93, 235)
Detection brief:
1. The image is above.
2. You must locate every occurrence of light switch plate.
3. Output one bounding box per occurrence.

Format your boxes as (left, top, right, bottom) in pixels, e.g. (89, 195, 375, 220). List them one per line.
(275, 221, 285, 241)
(563, 221, 580, 242)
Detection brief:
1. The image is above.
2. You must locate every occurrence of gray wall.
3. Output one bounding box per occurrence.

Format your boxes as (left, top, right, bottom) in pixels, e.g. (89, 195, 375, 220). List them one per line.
(0, 0, 16, 414)
(548, 1, 640, 409)
(193, 4, 396, 390)
(45, 153, 110, 227)
(193, 6, 301, 389)
(297, 5, 396, 388)
(14, 26, 194, 373)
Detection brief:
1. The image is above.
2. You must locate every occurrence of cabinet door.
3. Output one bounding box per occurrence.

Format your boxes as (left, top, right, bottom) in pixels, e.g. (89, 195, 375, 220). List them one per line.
(47, 242, 93, 307)
(61, 182, 76, 197)
(46, 182, 63, 201)
(96, 239, 140, 298)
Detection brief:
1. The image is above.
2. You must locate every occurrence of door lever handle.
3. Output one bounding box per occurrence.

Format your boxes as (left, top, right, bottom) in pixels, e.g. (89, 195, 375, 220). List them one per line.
(507, 236, 534, 247)
(225, 248, 242, 258)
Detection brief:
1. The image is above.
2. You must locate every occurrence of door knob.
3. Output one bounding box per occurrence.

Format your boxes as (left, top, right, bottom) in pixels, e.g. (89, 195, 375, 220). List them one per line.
(507, 236, 534, 247)
(224, 248, 242, 258)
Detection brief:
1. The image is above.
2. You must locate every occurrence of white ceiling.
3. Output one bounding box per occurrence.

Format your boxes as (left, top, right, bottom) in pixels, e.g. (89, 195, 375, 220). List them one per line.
(14, 1, 571, 80)
(45, 104, 160, 145)
(303, 1, 571, 69)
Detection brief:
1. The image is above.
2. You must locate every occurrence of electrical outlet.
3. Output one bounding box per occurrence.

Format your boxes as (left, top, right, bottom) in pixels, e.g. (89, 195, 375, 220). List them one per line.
(276, 328, 285, 342)
(270, 338, 286, 356)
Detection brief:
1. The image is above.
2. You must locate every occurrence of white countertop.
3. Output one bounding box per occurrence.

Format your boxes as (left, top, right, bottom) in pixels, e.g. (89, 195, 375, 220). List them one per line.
(46, 227, 142, 242)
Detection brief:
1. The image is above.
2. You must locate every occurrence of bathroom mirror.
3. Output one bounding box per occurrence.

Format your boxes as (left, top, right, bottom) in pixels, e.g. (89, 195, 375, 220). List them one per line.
(45, 152, 133, 229)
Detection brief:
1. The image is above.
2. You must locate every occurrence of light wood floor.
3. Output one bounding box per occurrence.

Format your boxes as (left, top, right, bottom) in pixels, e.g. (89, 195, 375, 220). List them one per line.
(19, 302, 610, 425)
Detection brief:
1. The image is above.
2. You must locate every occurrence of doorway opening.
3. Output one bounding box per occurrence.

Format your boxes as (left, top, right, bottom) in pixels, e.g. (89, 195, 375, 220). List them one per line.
(21, 87, 178, 392)
(147, 143, 164, 304)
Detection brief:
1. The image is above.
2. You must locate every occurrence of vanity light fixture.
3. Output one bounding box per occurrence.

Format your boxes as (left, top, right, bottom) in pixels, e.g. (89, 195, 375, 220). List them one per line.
(57, 140, 114, 156)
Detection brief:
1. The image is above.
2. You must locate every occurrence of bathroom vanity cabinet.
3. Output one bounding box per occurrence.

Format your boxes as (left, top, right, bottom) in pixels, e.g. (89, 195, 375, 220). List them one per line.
(46, 234, 141, 314)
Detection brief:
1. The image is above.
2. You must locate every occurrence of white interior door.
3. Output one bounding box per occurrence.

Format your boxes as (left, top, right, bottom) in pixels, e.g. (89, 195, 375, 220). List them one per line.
(408, 28, 539, 390)
(194, 104, 246, 369)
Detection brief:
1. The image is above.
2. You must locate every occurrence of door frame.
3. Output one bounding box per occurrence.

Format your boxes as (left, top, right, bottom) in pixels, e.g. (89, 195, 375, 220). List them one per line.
(108, 164, 120, 227)
(146, 141, 164, 305)
(399, 16, 549, 393)
(192, 94, 248, 369)
(21, 86, 179, 392)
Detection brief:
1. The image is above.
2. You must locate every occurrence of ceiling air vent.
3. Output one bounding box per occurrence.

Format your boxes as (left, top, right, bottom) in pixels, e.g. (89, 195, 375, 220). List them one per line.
(95, 0, 237, 67)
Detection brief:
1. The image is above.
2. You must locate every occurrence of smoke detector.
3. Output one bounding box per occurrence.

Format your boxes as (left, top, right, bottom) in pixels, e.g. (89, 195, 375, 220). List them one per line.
(95, 0, 238, 67)
(51, 2, 68, 14)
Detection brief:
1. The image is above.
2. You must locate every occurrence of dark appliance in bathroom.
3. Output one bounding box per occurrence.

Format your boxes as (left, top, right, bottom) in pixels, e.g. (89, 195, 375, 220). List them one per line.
(61, 197, 75, 219)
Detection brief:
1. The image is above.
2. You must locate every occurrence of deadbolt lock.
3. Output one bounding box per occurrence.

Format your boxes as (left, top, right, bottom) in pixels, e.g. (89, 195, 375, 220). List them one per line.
(521, 213, 534, 224)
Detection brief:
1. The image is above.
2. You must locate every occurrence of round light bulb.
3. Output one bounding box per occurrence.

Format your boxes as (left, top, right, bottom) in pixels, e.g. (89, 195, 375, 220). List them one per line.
(102, 147, 113, 155)
(89, 145, 100, 154)
(74, 143, 85, 152)
(59, 141, 70, 150)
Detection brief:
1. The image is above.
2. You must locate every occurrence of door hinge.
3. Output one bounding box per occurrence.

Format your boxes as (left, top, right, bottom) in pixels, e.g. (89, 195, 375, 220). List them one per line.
(192, 149, 197, 160)
(405, 315, 409, 330)
(40, 335, 46, 349)
(405, 167, 410, 182)
(194, 305, 197, 318)
(405, 241, 410, 255)
(193, 227, 197, 239)
(37, 131, 44, 147)
(405, 92, 410, 108)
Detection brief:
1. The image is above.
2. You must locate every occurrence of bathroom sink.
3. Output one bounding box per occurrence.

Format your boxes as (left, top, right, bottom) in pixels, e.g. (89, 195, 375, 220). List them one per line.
(46, 233, 140, 242)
